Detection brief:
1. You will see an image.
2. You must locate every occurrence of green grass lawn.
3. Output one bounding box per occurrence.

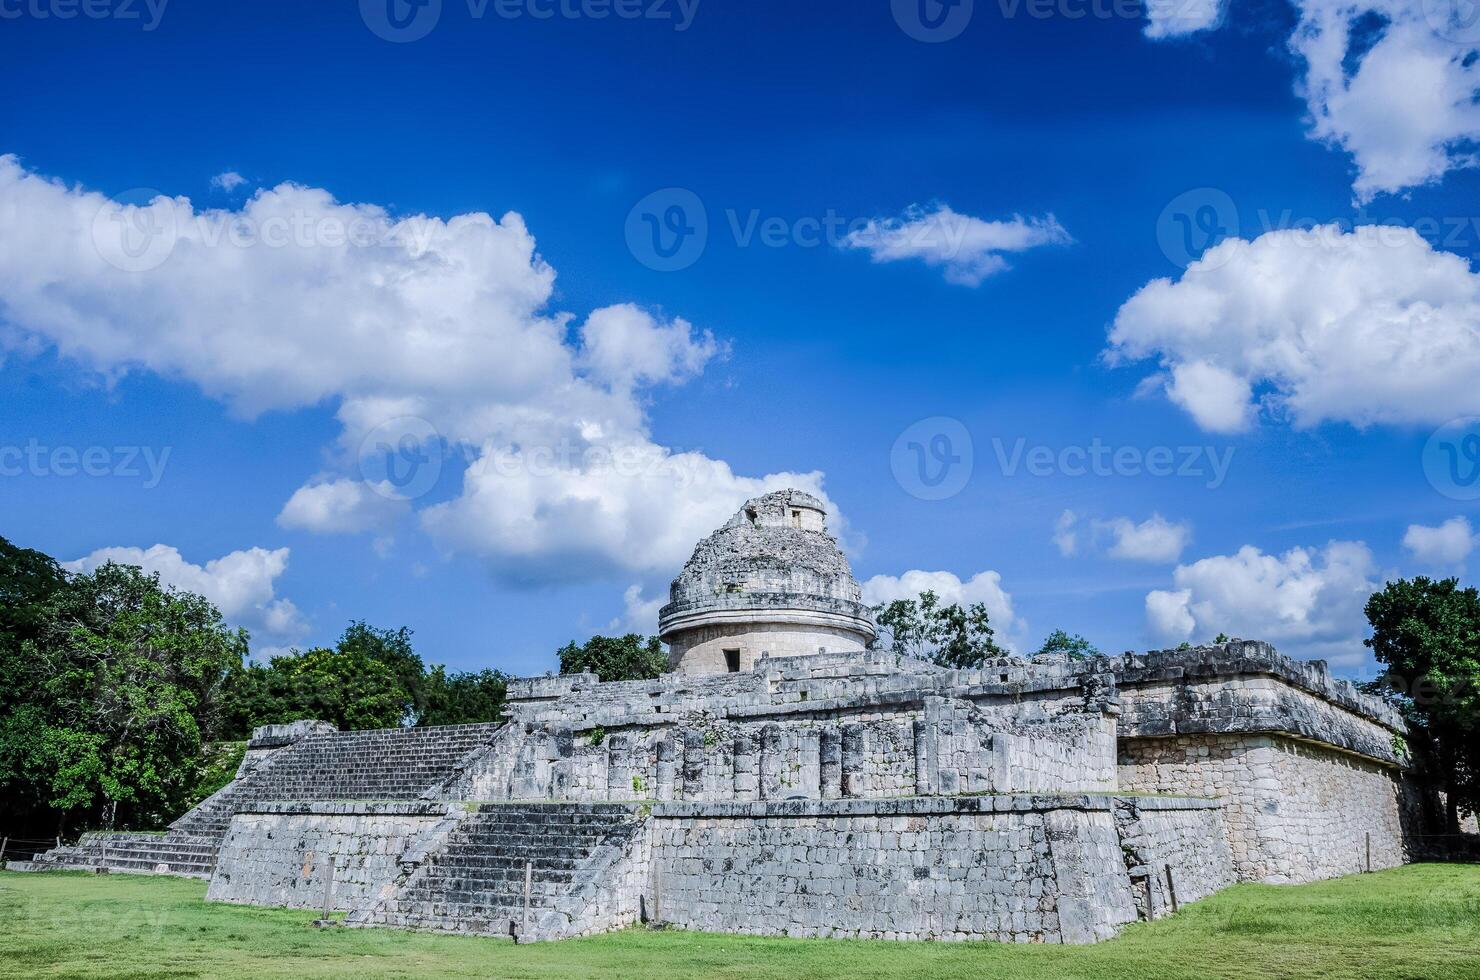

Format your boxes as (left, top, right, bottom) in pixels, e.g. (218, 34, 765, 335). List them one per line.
(2, 864, 1478, 980)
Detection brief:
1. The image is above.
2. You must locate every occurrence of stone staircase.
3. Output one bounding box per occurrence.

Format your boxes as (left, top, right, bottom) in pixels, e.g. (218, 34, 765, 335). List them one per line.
(22, 722, 505, 878)
(23, 831, 219, 879)
(350, 803, 647, 940)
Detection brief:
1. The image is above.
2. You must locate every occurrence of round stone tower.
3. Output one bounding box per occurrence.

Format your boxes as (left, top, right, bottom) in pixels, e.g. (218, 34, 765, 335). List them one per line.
(658, 489, 877, 675)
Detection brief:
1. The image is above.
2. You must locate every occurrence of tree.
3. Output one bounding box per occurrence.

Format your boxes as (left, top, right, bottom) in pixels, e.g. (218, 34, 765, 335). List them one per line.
(212, 622, 440, 737)
(212, 644, 412, 736)
(873, 590, 1008, 669)
(558, 634, 667, 682)
(1, 560, 246, 834)
(0, 536, 72, 834)
(338, 621, 426, 719)
(418, 667, 509, 727)
(1034, 629, 1098, 661)
(1363, 577, 1480, 832)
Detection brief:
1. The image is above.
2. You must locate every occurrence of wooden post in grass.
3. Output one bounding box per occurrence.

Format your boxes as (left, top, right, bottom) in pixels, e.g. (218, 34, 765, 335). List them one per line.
(1164, 864, 1178, 914)
(1366, 833, 1372, 873)
(2, 836, 9, 863)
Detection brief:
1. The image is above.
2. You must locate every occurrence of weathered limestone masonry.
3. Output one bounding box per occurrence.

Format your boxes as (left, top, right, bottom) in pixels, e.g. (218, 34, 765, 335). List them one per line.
(432, 650, 1121, 805)
(21, 719, 502, 878)
(647, 795, 1231, 943)
(1111, 642, 1412, 883)
(207, 801, 468, 911)
(15, 492, 1430, 946)
(658, 491, 877, 674)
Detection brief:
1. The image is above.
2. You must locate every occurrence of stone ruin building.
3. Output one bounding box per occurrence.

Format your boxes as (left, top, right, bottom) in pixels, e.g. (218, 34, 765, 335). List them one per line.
(16, 489, 1433, 943)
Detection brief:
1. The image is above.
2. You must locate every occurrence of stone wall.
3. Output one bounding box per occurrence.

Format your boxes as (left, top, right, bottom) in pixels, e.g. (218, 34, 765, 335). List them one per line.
(1112, 796, 1236, 918)
(1117, 675, 1404, 766)
(206, 801, 466, 911)
(447, 652, 1120, 806)
(1119, 734, 1405, 883)
(646, 795, 1228, 944)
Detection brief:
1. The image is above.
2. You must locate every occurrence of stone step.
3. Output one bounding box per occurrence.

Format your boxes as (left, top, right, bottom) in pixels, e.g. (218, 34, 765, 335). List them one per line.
(432, 848, 586, 866)
(415, 866, 576, 886)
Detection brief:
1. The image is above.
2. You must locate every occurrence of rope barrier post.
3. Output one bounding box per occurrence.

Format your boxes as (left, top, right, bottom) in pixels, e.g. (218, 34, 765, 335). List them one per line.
(1366, 832, 1372, 873)
(1, 836, 8, 867)
(1164, 864, 1178, 914)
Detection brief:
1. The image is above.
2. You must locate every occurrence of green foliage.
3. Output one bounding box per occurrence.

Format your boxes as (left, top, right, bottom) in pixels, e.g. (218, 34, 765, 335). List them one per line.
(1034, 629, 1099, 661)
(418, 667, 508, 728)
(1214, 632, 1232, 644)
(213, 641, 410, 736)
(0, 548, 246, 836)
(587, 726, 606, 747)
(1, 536, 511, 839)
(557, 633, 666, 683)
(873, 590, 1006, 669)
(1363, 577, 1480, 828)
(212, 623, 507, 737)
(186, 742, 248, 810)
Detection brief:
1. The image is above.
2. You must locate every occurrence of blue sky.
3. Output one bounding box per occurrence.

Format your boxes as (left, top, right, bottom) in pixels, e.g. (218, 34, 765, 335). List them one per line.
(2, 0, 1479, 679)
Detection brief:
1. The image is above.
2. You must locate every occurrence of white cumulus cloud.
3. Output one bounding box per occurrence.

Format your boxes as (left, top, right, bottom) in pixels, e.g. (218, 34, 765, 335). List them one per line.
(1402, 516, 1475, 566)
(1097, 514, 1192, 563)
(0, 155, 804, 586)
(277, 479, 409, 534)
(1053, 509, 1079, 557)
(210, 171, 248, 192)
(62, 544, 307, 651)
(1141, 0, 1480, 201)
(839, 204, 1071, 287)
(1143, 0, 1225, 38)
(1108, 225, 1480, 432)
(1144, 540, 1378, 664)
(1292, 0, 1480, 202)
(861, 569, 1022, 650)
(609, 583, 667, 635)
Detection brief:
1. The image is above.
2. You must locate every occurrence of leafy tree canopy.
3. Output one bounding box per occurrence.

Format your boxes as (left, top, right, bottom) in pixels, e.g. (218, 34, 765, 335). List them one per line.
(873, 590, 1008, 669)
(0, 553, 246, 835)
(558, 634, 667, 682)
(1363, 577, 1480, 828)
(1034, 629, 1099, 661)
(212, 622, 507, 737)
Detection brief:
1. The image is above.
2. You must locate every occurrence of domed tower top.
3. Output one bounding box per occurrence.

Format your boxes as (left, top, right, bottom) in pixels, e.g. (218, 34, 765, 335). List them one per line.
(658, 490, 876, 675)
